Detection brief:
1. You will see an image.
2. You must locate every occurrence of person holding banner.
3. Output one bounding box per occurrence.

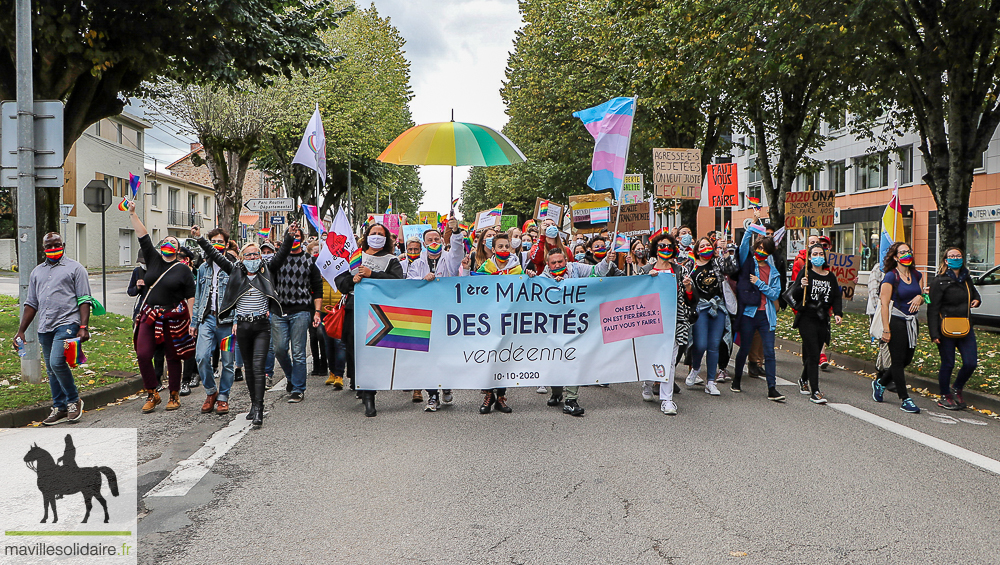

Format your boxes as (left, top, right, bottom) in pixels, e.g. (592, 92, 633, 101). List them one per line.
(529, 247, 614, 416)
(401, 237, 423, 279)
(642, 231, 693, 415)
(581, 236, 624, 276)
(873, 242, 924, 413)
(928, 247, 981, 410)
(794, 245, 844, 404)
(470, 226, 499, 273)
(474, 233, 524, 415)
(730, 225, 784, 401)
(685, 237, 738, 396)
(193, 226, 293, 428)
(334, 223, 404, 417)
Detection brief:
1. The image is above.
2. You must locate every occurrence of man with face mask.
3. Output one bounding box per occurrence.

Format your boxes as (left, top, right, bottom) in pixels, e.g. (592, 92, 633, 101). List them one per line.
(15, 232, 94, 425)
(677, 226, 694, 267)
(580, 235, 624, 276)
(190, 226, 238, 414)
(268, 224, 324, 403)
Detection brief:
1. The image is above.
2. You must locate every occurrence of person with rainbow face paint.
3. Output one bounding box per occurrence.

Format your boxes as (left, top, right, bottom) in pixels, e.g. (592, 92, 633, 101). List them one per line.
(873, 241, 925, 414)
(14, 232, 94, 425)
(527, 246, 614, 417)
(406, 216, 466, 412)
(683, 233, 739, 397)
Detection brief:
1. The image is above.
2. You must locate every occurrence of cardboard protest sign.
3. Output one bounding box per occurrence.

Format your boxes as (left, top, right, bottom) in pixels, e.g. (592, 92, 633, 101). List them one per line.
(707, 163, 738, 207)
(621, 174, 644, 204)
(569, 193, 614, 234)
(382, 213, 401, 237)
(611, 202, 653, 236)
(653, 148, 702, 199)
(500, 215, 519, 232)
(474, 209, 501, 231)
(534, 198, 564, 223)
(784, 190, 835, 229)
(417, 211, 439, 226)
(827, 252, 859, 300)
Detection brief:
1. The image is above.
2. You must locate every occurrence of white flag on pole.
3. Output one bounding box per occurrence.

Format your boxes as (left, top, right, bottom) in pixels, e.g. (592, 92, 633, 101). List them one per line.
(292, 107, 327, 185)
(316, 206, 358, 287)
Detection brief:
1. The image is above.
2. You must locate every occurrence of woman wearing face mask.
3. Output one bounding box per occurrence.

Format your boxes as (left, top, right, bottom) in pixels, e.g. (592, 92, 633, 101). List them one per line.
(792, 244, 843, 404)
(730, 225, 785, 401)
(471, 227, 499, 272)
(335, 223, 404, 417)
(573, 243, 587, 263)
(195, 229, 292, 428)
(626, 239, 649, 275)
(873, 242, 924, 413)
(526, 219, 571, 274)
(520, 233, 534, 266)
(641, 232, 693, 414)
(685, 235, 738, 396)
(928, 247, 981, 410)
(677, 226, 695, 267)
(128, 202, 197, 413)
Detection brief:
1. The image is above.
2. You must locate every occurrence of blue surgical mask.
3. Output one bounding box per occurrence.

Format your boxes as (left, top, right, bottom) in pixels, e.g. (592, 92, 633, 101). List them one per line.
(485, 237, 494, 250)
(545, 225, 559, 238)
(680, 234, 692, 247)
(946, 257, 964, 269)
(243, 259, 261, 273)
(522, 241, 531, 249)
(810, 256, 825, 267)
(575, 252, 585, 261)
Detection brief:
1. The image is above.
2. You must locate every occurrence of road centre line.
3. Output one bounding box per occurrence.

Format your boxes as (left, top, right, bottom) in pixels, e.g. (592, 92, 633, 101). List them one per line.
(828, 403, 1000, 476)
(144, 415, 254, 498)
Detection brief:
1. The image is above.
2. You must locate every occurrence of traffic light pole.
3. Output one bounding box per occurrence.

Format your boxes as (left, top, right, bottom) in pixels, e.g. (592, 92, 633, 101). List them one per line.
(16, 0, 40, 382)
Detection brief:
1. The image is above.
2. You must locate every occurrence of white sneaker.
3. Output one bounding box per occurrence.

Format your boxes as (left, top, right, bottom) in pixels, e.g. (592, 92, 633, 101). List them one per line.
(716, 369, 730, 383)
(685, 368, 703, 387)
(705, 381, 721, 396)
(641, 383, 654, 401)
(660, 400, 678, 415)
(442, 391, 454, 404)
(536, 386, 547, 394)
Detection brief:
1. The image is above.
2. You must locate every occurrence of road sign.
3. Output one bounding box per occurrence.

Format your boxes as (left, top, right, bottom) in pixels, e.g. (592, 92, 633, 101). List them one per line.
(271, 216, 285, 225)
(83, 179, 112, 213)
(244, 198, 294, 212)
(1, 100, 63, 188)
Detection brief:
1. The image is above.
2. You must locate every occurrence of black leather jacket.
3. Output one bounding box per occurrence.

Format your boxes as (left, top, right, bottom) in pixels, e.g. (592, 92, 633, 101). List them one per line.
(196, 236, 292, 318)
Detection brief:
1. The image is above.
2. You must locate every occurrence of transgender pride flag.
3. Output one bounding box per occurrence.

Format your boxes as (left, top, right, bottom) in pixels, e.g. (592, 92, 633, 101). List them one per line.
(573, 97, 636, 197)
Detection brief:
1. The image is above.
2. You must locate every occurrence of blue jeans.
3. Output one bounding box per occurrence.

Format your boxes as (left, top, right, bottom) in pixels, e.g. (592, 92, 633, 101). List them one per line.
(195, 315, 236, 401)
(735, 311, 777, 388)
(690, 306, 726, 381)
(937, 331, 978, 395)
(323, 332, 346, 377)
(39, 323, 80, 410)
(271, 310, 311, 393)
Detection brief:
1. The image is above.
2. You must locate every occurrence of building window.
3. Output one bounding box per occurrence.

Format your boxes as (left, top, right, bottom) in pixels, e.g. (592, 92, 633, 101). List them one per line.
(796, 171, 820, 192)
(855, 218, 912, 272)
(829, 228, 854, 256)
(150, 182, 159, 207)
(136, 131, 143, 152)
(116, 123, 123, 144)
(853, 152, 889, 191)
(829, 160, 846, 194)
(747, 157, 761, 185)
(169, 188, 179, 211)
(94, 120, 100, 136)
(204, 196, 211, 216)
(974, 146, 988, 172)
(896, 145, 913, 185)
(967, 222, 995, 274)
(828, 111, 845, 131)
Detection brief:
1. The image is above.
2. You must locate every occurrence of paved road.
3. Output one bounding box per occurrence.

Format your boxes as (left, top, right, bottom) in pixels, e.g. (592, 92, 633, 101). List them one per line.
(40, 341, 999, 565)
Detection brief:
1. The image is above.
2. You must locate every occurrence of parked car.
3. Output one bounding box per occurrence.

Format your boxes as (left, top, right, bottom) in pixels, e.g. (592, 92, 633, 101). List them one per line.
(972, 265, 1000, 327)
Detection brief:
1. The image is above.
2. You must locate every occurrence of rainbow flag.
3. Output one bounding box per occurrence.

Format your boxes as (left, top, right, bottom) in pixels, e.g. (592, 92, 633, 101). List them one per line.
(463, 232, 473, 254)
(129, 173, 141, 199)
(117, 198, 129, 212)
(572, 96, 636, 197)
(487, 203, 503, 217)
(63, 338, 86, 368)
(451, 197, 460, 209)
(349, 248, 363, 271)
(258, 227, 271, 239)
(220, 334, 236, 352)
(747, 195, 761, 209)
(474, 258, 524, 275)
(613, 233, 629, 252)
(366, 304, 432, 352)
(539, 200, 550, 218)
(686, 248, 696, 262)
(878, 182, 905, 271)
(301, 203, 324, 234)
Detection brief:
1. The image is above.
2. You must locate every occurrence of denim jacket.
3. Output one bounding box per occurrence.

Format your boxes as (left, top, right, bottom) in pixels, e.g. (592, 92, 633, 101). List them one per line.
(738, 229, 782, 330)
(192, 259, 233, 329)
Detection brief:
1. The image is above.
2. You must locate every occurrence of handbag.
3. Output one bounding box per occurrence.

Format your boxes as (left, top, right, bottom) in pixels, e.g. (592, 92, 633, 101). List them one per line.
(781, 278, 805, 311)
(324, 298, 346, 340)
(940, 281, 972, 338)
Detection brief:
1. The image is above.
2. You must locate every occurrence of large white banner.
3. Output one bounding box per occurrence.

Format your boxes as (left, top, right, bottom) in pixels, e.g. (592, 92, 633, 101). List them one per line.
(353, 274, 677, 390)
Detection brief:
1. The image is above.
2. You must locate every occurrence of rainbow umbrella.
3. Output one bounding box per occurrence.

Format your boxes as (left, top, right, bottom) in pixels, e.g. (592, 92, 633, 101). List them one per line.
(377, 120, 527, 215)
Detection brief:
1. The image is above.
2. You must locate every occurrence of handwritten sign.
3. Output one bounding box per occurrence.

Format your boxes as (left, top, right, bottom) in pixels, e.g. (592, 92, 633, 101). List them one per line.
(827, 252, 859, 299)
(652, 148, 702, 200)
(784, 190, 835, 229)
(611, 202, 654, 236)
(707, 163, 738, 207)
(534, 198, 564, 223)
(474, 209, 501, 231)
(621, 174, 644, 204)
(500, 215, 519, 232)
(417, 211, 439, 226)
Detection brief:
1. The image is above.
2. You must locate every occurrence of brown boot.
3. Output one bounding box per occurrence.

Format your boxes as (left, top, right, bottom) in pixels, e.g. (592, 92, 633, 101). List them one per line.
(141, 389, 161, 414)
(201, 392, 219, 413)
(165, 391, 181, 411)
(494, 395, 512, 413)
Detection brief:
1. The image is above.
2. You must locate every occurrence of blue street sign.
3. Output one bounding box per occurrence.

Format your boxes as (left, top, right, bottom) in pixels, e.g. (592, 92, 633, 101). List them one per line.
(271, 216, 285, 225)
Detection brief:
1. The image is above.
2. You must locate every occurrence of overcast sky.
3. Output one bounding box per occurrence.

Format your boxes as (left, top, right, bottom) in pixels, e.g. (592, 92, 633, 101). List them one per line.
(139, 0, 523, 218)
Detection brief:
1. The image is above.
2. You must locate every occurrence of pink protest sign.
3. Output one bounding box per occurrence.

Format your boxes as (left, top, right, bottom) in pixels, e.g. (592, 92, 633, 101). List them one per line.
(598, 293, 663, 344)
(382, 214, 401, 237)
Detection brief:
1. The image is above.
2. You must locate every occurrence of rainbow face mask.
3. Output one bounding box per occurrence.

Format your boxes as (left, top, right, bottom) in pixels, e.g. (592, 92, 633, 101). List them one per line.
(160, 241, 178, 258)
(212, 241, 226, 251)
(898, 251, 914, 266)
(291, 238, 302, 253)
(697, 247, 714, 259)
(754, 249, 770, 261)
(495, 250, 511, 261)
(426, 241, 443, 255)
(550, 264, 568, 277)
(657, 246, 674, 260)
(593, 249, 608, 260)
(44, 246, 64, 263)
(406, 251, 421, 262)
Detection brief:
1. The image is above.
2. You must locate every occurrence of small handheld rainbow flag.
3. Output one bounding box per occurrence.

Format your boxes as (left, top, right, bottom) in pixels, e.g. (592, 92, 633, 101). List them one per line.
(487, 203, 503, 217)
(451, 197, 460, 209)
(686, 248, 697, 262)
(538, 200, 550, 218)
(220, 334, 235, 352)
(64, 338, 87, 368)
(117, 198, 129, 212)
(258, 227, 271, 239)
(747, 196, 761, 209)
(349, 248, 363, 271)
